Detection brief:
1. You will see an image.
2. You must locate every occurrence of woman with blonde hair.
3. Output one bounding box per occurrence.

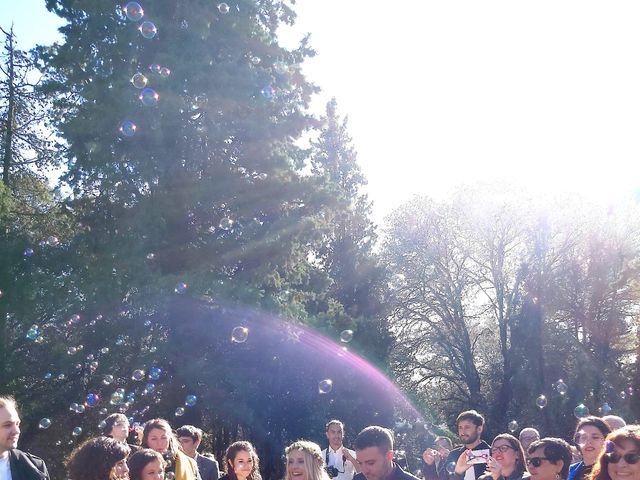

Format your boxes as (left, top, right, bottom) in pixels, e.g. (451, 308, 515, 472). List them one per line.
(285, 441, 331, 480)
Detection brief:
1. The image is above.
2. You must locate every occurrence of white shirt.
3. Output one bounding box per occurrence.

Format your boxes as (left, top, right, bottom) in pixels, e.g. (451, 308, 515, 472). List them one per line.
(0, 455, 11, 480)
(322, 446, 356, 480)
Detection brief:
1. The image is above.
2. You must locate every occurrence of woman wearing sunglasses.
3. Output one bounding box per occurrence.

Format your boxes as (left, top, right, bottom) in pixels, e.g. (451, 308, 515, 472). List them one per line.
(568, 417, 611, 480)
(592, 425, 640, 480)
(479, 434, 530, 480)
(527, 438, 572, 480)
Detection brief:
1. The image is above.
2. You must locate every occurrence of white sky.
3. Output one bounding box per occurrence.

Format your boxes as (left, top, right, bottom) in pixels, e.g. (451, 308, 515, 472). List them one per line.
(3, 1, 640, 224)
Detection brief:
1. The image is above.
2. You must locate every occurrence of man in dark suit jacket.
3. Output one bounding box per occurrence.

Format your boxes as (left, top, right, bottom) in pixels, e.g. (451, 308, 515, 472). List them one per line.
(177, 425, 220, 480)
(0, 396, 49, 480)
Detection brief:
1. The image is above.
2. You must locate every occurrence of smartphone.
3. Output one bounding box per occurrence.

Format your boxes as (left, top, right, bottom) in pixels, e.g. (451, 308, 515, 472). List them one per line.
(465, 449, 490, 465)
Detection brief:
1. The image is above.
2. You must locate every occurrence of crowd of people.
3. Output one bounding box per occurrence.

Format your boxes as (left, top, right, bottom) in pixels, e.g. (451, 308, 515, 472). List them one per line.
(0, 396, 638, 480)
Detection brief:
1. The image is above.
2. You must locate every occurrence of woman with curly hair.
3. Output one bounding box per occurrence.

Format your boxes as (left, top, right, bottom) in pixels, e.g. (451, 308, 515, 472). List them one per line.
(591, 425, 640, 480)
(285, 441, 331, 480)
(67, 436, 130, 480)
(141, 418, 198, 480)
(220, 441, 262, 480)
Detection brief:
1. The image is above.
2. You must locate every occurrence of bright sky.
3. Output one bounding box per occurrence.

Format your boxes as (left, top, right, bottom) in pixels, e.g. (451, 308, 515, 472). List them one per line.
(2, 1, 640, 224)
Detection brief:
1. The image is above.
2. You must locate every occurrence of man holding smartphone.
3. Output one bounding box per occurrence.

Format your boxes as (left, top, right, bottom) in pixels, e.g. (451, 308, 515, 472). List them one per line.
(440, 410, 491, 480)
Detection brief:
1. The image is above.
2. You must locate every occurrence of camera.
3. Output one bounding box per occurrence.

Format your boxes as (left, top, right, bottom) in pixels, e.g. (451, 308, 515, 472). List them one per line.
(326, 466, 340, 478)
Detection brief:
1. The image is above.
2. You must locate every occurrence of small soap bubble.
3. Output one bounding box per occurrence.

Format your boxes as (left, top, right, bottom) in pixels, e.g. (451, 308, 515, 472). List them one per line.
(57, 373, 66, 380)
(98, 420, 107, 430)
(86, 393, 100, 407)
(508, 420, 519, 433)
(340, 330, 354, 343)
(556, 379, 568, 395)
(131, 369, 146, 381)
(175, 282, 188, 294)
(23, 247, 34, 257)
(139, 21, 157, 39)
(44, 372, 52, 379)
(99, 408, 108, 415)
(38, 418, 51, 429)
(250, 56, 261, 65)
(149, 367, 162, 380)
(149, 64, 162, 74)
(166, 473, 176, 480)
(139, 88, 159, 107)
(101, 347, 110, 354)
(217, 3, 230, 14)
(144, 319, 152, 327)
(67, 346, 77, 355)
(231, 326, 249, 343)
(72, 426, 83, 437)
(184, 394, 197, 407)
(574, 403, 589, 419)
(126, 392, 136, 403)
(119, 120, 137, 137)
(273, 61, 288, 75)
(69, 402, 79, 412)
(144, 383, 156, 394)
(34, 335, 44, 344)
(446, 462, 456, 475)
(318, 379, 333, 394)
(620, 391, 627, 400)
(124, 2, 144, 21)
(175, 407, 185, 416)
(219, 217, 234, 230)
(103, 375, 114, 385)
(110, 391, 125, 405)
(131, 73, 148, 89)
(536, 395, 547, 409)
(260, 85, 275, 100)
(600, 402, 612, 415)
(26, 325, 40, 341)
(115, 335, 126, 346)
(146, 253, 155, 261)
(46, 236, 59, 246)
(159, 67, 171, 77)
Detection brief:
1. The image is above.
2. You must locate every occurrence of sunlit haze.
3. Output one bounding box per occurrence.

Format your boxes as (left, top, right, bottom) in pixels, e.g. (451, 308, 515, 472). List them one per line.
(3, 0, 640, 224)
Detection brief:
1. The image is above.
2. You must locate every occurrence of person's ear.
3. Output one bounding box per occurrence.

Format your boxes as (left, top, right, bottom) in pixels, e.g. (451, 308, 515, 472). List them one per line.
(386, 451, 394, 461)
(478, 425, 484, 434)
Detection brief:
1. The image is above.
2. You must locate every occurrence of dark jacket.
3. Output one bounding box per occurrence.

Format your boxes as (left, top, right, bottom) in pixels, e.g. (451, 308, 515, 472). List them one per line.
(354, 462, 420, 480)
(441, 442, 492, 480)
(196, 453, 220, 480)
(9, 449, 49, 480)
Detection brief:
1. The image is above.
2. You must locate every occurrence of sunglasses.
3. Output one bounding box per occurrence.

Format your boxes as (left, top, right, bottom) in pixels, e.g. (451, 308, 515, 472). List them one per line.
(607, 453, 640, 465)
(527, 458, 551, 467)
(492, 446, 516, 454)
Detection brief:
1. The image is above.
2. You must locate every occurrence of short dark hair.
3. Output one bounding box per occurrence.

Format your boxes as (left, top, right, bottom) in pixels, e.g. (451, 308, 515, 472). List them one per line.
(67, 436, 130, 480)
(528, 438, 572, 479)
(434, 436, 453, 449)
(102, 413, 128, 436)
(128, 449, 165, 480)
(354, 426, 393, 453)
(326, 420, 344, 431)
(456, 410, 484, 427)
(176, 425, 203, 442)
(575, 416, 611, 438)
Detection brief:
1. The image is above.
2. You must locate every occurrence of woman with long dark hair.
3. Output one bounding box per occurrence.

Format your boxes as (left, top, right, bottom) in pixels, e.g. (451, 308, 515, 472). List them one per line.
(220, 441, 262, 480)
(568, 417, 611, 480)
(591, 426, 640, 480)
(67, 436, 130, 480)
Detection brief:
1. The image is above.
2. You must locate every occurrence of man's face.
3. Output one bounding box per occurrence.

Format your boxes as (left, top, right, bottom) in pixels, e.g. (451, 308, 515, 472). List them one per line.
(519, 431, 540, 451)
(356, 447, 393, 480)
(0, 406, 20, 454)
(457, 420, 482, 445)
(326, 424, 344, 449)
(178, 436, 199, 456)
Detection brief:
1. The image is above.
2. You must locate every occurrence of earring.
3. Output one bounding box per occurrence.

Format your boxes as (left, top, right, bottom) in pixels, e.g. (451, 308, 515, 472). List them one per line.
(555, 473, 561, 480)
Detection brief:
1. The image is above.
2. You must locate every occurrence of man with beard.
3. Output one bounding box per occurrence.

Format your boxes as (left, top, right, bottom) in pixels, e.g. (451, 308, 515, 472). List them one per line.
(440, 411, 490, 480)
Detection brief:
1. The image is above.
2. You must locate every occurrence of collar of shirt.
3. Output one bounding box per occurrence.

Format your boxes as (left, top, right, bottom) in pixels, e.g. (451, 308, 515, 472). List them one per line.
(329, 446, 343, 455)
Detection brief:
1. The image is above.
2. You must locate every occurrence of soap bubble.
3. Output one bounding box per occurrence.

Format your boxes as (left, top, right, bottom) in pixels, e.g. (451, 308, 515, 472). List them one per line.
(574, 403, 589, 419)
(273, 61, 288, 75)
(57, 373, 66, 380)
(72, 426, 83, 436)
(185, 395, 197, 407)
(250, 56, 261, 65)
(175, 282, 188, 294)
(23, 247, 34, 257)
(340, 330, 354, 343)
(110, 390, 125, 405)
(26, 325, 40, 341)
(46, 236, 59, 246)
(620, 391, 627, 400)
(131, 369, 146, 381)
(115, 335, 126, 346)
(144, 383, 156, 394)
(119, 121, 137, 137)
(44, 372, 52, 379)
(159, 67, 171, 77)
(131, 73, 148, 89)
(99, 408, 108, 415)
(100, 347, 110, 354)
(218, 3, 230, 14)
(556, 379, 568, 395)
(139, 21, 157, 39)
(166, 473, 176, 480)
(149, 367, 162, 380)
(446, 462, 456, 475)
(318, 379, 333, 394)
(67, 346, 77, 355)
(86, 393, 100, 407)
(38, 418, 51, 429)
(536, 395, 547, 409)
(124, 2, 144, 21)
(98, 420, 107, 430)
(218, 217, 234, 230)
(70, 402, 80, 412)
(146, 253, 155, 261)
(260, 85, 275, 100)
(600, 402, 612, 415)
(149, 64, 162, 74)
(508, 420, 519, 433)
(139, 88, 159, 107)
(231, 326, 249, 343)
(175, 407, 185, 416)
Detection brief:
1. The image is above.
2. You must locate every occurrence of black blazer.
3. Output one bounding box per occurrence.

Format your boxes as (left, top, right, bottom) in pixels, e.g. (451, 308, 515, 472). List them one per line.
(9, 449, 49, 480)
